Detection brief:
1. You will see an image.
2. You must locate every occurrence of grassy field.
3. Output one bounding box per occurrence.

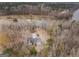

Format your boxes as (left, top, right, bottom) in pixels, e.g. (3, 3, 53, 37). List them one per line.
(0, 15, 51, 20)
(0, 15, 78, 57)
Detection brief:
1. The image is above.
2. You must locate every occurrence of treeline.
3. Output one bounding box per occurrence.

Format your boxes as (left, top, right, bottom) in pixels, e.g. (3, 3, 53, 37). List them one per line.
(0, 2, 78, 15)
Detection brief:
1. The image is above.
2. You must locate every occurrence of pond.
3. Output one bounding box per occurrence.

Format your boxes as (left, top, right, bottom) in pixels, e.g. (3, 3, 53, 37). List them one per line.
(72, 9, 79, 21)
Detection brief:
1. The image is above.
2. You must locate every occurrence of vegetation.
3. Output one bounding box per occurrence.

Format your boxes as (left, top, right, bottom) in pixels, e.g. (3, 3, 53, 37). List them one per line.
(0, 2, 79, 57)
(30, 46, 37, 56)
(0, 2, 77, 16)
(3, 48, 13, 56)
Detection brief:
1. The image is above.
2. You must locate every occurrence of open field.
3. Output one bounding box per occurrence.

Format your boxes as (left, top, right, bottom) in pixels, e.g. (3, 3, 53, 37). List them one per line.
(0, 2, 79, 57)
(0, 15, 78, 57)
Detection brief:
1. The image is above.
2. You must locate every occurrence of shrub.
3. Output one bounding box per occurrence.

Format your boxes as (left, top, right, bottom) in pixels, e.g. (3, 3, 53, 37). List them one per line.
(30, 46, 37, 56)
(47, 38, 54, 46)
(56, 43, 65, 56)
(3, 48, 13, 56)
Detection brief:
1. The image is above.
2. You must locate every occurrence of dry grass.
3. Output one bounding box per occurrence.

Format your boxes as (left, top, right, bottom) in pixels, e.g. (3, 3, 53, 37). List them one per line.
(0, 15, 78, 56)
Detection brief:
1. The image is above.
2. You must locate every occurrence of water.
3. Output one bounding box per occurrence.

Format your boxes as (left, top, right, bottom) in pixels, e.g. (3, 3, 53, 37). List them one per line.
(72, 9, 79, 21)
